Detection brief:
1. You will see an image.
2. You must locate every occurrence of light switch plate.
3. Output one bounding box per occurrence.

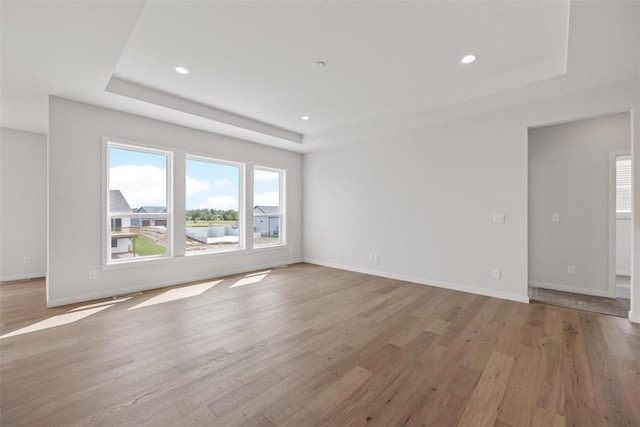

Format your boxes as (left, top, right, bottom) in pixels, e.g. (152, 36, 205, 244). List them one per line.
(492, 213, 505, 223)
(552, 213, 560, 222)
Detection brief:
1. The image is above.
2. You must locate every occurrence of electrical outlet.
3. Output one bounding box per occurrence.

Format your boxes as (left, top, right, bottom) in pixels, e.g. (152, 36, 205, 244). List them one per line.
(492, 213, 505, 223)
(374, 253, 380, 262)
(552, 213, 560, 222)
(23, 256, 31, 264)
(89, 269, 97, 280)
(568, 265, 576, 275)
(492, 268, 501, 279)
(369, 253, 374, 261)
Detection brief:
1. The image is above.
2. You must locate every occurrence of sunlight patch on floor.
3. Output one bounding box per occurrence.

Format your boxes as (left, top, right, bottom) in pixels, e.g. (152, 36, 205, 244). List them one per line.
(230, 271, 270, 288)
(0, 305, 114, 339)
(127, 280, 223, 310)
(245, 270, 272, 277)
(69, 297, 132, 312)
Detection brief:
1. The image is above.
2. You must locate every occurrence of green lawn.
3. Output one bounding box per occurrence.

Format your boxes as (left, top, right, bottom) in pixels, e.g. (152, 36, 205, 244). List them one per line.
(134, 235, 166, 256)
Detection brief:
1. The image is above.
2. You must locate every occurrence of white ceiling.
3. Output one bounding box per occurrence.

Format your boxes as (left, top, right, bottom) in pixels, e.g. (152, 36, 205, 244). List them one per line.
(2, 1, 639, 153)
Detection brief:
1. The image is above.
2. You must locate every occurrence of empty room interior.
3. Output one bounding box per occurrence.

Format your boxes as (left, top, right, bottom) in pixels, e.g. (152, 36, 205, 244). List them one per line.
(1, 1, 639, 426)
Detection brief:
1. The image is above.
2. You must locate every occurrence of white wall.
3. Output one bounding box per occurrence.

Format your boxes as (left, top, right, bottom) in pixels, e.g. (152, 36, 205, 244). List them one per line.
(304, 104, 529, 302)
(617, 218, 631, 276)
(48, 97, 302, 306)
(528, 113, 630, 297)
(0, 128, 47, 281)
(304, 78, 640, 317)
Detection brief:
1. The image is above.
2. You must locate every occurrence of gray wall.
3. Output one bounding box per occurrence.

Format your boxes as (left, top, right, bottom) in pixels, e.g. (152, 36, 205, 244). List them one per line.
(0, 128, 47, 281)
(48, 97, 303, 306)
(528, 112, 631, 296)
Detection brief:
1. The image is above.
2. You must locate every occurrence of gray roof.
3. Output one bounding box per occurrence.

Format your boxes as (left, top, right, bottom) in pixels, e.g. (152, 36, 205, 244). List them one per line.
(136, 206, 166, 214)
(110, 190, 132, 213)
(254, 205, 280, 214)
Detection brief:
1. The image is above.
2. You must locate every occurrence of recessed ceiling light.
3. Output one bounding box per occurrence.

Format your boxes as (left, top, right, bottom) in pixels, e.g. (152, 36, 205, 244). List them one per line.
(313, 61, 326, 69)
(174, 66, 189, 75)
(301, 115, 311, 121)
(460, 54, 477, 64)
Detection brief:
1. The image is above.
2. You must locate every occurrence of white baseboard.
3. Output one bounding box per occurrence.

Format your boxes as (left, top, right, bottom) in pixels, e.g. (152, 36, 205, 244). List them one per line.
(616, 284, 631, 299)
(529, 281, 614, 298)
(47, 258, 303, 307)
(304, 258, 529, 304)
(0, 272, 46, 283)
(629, 311, 640, 323)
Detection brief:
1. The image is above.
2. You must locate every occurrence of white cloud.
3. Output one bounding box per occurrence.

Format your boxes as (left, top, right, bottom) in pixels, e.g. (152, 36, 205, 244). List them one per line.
(213, 178, 234, 188)
(254, 170, 279, 182)
(254, 191, 279, 206)
(110, 165, 166, 208)
(199, 195, 238, 210)
(186, 176, 209, 197)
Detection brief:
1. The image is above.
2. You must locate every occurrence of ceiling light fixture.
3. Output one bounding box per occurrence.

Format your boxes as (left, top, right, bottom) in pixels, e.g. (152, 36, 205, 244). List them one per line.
(460, 54, 477, 64)
(174, 66, 189, 75)
(301, 115, 311, 121)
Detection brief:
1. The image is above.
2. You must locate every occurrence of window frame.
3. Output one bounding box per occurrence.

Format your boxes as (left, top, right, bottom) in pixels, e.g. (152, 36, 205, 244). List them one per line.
(616, 154, 632, 219)
(104, 140, 173, 265)
(253, 166, 286, 248)
(101, 138, 289, 268)
(184, 154, 245, 256)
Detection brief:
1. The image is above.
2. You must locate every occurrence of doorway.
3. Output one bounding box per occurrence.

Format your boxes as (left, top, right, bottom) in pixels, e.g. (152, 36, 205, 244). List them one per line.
(527, 112, 632, 318)
(614, 153, 632, 302)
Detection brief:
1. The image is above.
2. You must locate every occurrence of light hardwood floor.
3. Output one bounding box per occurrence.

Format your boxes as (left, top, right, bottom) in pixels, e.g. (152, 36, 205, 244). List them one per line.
(1, 263, 639, 426)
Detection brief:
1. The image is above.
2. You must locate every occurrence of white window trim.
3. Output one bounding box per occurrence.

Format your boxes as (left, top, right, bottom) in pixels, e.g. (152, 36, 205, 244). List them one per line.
(184, 154, 245, 256)
(253, 166, 286, 248)
(103, 139, 173, 265)
(101, 137, 289, 267)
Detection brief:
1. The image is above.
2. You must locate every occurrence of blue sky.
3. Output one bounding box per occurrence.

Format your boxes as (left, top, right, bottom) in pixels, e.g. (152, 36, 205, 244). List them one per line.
(186, 158, 239, 210)
(110, 147, 166, 169)
(109, 147, 280, 210)
(109, 148, 168, 208)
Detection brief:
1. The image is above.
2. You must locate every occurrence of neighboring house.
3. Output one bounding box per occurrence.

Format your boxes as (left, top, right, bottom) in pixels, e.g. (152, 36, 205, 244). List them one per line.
(131, 206, 167, 226)
(110, 190, 135, 254)
(253, 205, 279, 237)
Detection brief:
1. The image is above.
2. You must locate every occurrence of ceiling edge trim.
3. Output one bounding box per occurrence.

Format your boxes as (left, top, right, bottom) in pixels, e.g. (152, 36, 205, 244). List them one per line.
(105, 77, 303, 144)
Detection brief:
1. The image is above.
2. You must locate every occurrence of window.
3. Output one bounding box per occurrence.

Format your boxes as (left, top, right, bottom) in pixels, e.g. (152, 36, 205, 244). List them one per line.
(617, 155, 632, 217)
(105, 141, 286, 264)
(253, 167, 285, 246)
(185, 157, 242, 254)
(107, 143, 171, 262)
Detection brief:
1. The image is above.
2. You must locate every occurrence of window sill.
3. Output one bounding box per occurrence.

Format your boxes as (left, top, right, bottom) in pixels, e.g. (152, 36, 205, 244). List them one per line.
(102, 244, 289, 269)
(103, 255, 175, 270)
(185, 244, 289, 257)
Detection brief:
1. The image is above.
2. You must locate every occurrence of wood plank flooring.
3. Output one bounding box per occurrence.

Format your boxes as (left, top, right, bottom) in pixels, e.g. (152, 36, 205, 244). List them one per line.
(1, 263, 639, 426)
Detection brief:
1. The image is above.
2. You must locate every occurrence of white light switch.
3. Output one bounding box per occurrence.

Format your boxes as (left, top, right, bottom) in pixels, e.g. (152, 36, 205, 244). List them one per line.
(492, 213, 505, 223)
(552, 213, 560, 222)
